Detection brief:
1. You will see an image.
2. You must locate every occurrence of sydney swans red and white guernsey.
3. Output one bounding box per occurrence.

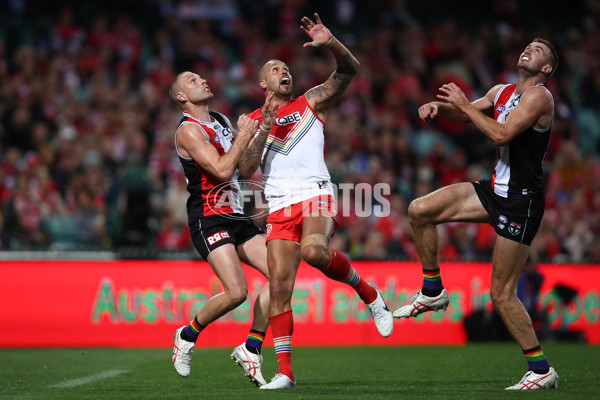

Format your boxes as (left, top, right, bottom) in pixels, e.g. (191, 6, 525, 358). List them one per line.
(248, 95, 333, 213)
(492, 83, 552, 198)
(175, 112, 243, 223)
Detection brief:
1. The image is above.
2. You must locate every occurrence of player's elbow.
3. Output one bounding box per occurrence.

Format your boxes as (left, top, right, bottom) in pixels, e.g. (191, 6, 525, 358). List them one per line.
(490, 130, 514, 146)
(493, 135, 512, 146)
(337, 58, 359, 76)
(492, 137, 508, 146)
(237, 170, 250, 180)
(352, 58, 360, 73)
(213, 168, 235, 182)
(348, 58, 359, 75)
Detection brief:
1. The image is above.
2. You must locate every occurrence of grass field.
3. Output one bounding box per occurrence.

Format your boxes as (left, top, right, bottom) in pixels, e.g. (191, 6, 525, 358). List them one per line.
(1, 343, 598, 399)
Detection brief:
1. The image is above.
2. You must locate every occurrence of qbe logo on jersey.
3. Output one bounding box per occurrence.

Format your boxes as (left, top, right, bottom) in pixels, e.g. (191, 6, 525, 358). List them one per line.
(277, 112, 301, 125)
(207, 231, 230, 245)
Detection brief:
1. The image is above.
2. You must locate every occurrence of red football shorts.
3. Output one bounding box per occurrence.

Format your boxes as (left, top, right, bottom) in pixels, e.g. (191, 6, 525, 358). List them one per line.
(266, 195, 337, 243)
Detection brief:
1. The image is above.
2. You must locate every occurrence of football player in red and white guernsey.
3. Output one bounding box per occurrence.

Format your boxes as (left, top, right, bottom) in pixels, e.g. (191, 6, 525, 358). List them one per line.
(394, 38, 560, 390)
(169, 71, 278, 387)
(238, 13, 393, 390)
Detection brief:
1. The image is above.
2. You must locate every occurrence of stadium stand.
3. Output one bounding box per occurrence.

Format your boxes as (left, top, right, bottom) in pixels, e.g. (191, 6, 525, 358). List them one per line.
(0, 0, 598, 262)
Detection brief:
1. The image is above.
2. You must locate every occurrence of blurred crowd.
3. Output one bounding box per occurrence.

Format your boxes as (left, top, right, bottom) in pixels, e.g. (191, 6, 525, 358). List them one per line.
(0, 0, 599, 262)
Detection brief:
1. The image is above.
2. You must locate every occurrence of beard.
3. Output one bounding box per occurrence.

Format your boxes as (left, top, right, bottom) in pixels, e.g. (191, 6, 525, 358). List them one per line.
(276, 84, 293, 98)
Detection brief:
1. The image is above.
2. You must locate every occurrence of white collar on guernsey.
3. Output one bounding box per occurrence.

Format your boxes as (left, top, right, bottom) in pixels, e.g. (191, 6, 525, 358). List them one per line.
(182, 112, 215, 124)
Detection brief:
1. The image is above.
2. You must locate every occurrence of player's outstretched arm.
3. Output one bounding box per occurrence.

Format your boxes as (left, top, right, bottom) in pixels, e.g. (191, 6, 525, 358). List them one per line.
(438, 83, 549, 145)
(238, 91, 278, 179)
(301, 13, 359, 115)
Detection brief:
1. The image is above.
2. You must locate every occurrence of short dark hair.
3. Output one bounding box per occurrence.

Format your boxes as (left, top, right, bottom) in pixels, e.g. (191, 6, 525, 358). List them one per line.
(168, 72, 187, 108)
(533, 38, 558, 78)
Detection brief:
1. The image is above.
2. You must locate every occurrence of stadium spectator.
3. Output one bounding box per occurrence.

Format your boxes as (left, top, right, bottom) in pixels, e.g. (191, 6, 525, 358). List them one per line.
(71, 186, 106, 248)
(393, 38, 560, 390)
(154, 209, 190, 251)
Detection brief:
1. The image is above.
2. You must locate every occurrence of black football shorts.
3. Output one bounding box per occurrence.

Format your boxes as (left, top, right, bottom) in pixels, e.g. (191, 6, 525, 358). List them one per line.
(190, 215, 263, 260)
(473, 179, 545, 246)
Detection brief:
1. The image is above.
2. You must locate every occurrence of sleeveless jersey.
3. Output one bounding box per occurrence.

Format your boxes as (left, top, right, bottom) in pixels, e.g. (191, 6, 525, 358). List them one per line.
(174, 111, 243, 225)
(491, 83, 553, 198)
(247, 95, 334, 213)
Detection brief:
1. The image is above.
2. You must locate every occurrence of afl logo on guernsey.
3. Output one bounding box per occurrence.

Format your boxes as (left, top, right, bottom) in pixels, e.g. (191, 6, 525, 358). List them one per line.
(497, 215, 508, 230)
(496, 105, 505, 114)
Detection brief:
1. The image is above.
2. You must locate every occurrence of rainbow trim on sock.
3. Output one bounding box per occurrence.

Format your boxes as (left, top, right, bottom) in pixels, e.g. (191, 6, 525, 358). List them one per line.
(248, 331, 265, 344)
(273, 336, 292, 354)
(524, 348, 544, 361)
(524, 346, 550, 371)
(245, 330, 265, 354)
(344, 268, 361, 287)
(422, 268, 443, 293)
(423, 270, 441, 281)
(190, 318, 202, 334)
(181, 317, 204, 342)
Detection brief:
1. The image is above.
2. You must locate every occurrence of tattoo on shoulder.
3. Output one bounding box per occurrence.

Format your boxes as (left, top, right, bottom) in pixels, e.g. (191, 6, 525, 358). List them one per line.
(307, 72, 351, 103)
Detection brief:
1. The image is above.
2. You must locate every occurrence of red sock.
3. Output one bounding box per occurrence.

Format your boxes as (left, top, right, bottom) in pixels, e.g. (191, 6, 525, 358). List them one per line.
(269, 309, 294, 380)
(322, 249, 377, 304)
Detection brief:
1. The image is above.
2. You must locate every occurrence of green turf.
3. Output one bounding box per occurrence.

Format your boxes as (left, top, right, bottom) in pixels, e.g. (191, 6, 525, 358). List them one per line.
(0, 343, 598, 399)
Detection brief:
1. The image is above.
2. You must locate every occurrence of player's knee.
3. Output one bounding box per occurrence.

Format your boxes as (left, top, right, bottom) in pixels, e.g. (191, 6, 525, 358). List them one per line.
(269, 279, 293, 302)
(408, 198, 427, 225)
(226, 287, 248, 307)
(489, 286, 512, 309)
(301, 244, 328, 267)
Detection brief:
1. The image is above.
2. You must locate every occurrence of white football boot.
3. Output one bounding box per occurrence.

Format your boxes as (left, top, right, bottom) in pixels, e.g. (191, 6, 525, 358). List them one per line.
(172, 326, 194, 377)
(393, 289, 449, 318)
(366, 283, 394, 337)
(259, 373, 296, 390)
(231, 343, 266, 386)
(505, 367, 559, 390)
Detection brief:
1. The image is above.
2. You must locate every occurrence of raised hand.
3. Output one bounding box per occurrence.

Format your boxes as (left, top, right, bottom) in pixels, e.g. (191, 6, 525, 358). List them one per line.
(261, 91, 279, 131)
(437, 83, 469, 109)
(418, 103, 439, 122)
(300, 13, 334, 48)
(237, 114, 259, 141)
(237, 94, 276, 178)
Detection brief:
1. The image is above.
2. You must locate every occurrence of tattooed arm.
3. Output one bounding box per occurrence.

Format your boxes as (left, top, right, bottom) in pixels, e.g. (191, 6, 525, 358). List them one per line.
(238, 125, 269, 179)
(300, 13, 359, 117)
(238, 91, 279, 179)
